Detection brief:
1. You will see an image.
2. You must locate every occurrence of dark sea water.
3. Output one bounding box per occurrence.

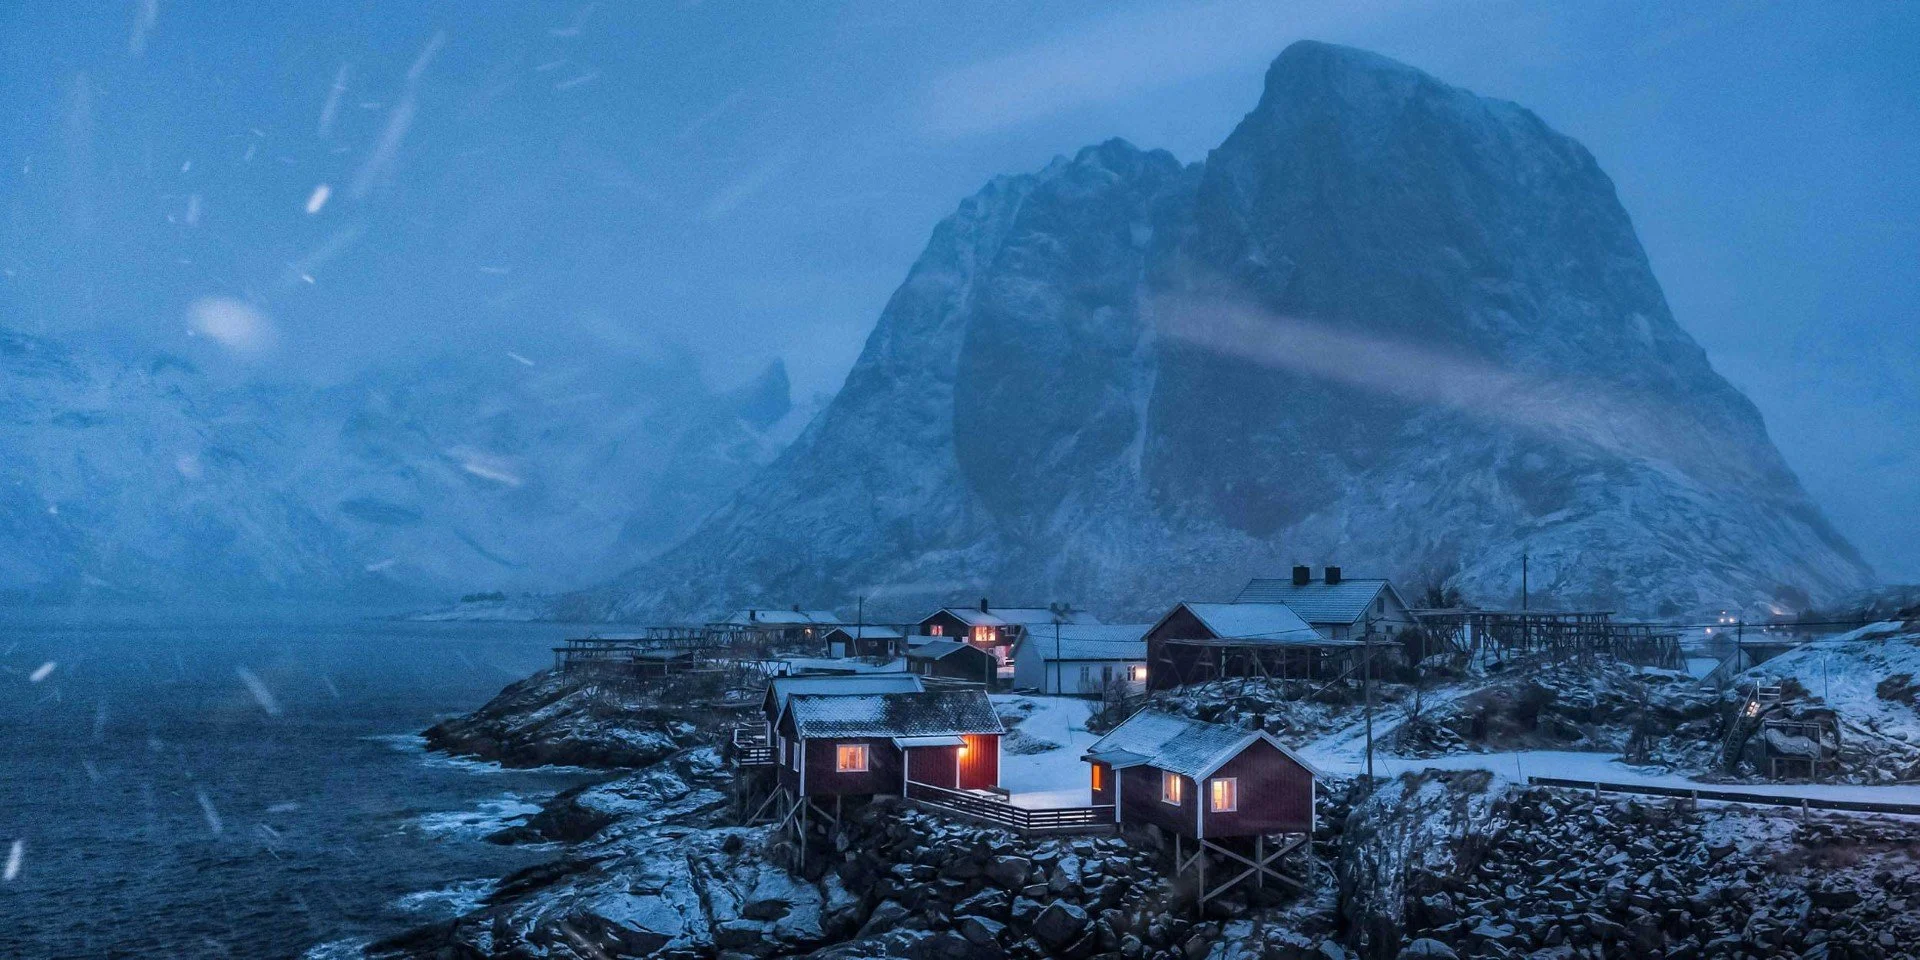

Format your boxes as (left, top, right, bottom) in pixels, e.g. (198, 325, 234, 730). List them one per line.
(0, 617, 602, 959)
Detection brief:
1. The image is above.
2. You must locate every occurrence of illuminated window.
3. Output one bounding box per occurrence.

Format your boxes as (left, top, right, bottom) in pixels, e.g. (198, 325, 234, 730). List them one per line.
(1161, 771, 1182, 805)
(1090, 764, 1104, 791)
(835, 744, 868, 772)
(1209, 778, 1238, 813)
(972, 625, 994, 645)
(1129, 665, 1147, 683)
(929, 625, 943, 637)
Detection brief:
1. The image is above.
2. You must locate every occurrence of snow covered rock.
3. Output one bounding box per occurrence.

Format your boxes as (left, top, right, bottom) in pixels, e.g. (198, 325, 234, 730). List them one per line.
(602, 40, 1868, 623)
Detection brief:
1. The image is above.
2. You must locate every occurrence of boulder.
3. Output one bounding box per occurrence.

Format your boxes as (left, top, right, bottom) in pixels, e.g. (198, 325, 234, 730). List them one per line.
(1034, 902, 1091, 949)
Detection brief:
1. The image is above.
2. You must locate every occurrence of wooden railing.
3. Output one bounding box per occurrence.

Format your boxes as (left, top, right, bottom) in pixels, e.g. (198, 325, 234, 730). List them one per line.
(905, 780, 1113, 834)
(1528, 776, 1920, 817)
(729, 725, 774, 766)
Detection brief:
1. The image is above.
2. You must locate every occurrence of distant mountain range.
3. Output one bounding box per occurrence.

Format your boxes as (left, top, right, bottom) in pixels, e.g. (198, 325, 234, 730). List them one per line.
(0, 327, 803, 606)
(587, 41, 1873, 621)
(3, 41, 1876, 619)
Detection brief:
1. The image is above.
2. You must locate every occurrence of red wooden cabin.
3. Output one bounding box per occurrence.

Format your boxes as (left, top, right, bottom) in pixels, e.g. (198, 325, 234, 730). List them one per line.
(1083, 709, 1319, 905)
(775, 689, 1004, 800)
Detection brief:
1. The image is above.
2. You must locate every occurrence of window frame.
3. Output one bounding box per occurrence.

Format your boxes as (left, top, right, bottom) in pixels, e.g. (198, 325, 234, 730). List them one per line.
(835, 743, 869, 773)
(1209, 777, 1238, 813)
(1129, 664, 1147, 683)
(1090, 764, 1104, 791)
(1161, 770, 1182, 805)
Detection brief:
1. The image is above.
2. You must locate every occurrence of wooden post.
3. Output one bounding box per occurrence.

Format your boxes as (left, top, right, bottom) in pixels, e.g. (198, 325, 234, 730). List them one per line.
(1256, 835, 1265, 891)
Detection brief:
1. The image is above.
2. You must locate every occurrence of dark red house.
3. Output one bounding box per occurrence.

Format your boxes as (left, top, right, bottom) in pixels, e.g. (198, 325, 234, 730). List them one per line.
(916, 600, 1101, 673)
(905, 639, 999, 687)
(774, 689, 1004, 801)
(1083, 708, 1319, 904)
(823, 625, 911, 659)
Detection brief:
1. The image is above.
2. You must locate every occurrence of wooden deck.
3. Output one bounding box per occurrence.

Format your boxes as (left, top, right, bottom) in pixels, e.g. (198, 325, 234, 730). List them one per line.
(729, 724, 775, 766)
(905, 780, 1114, 835)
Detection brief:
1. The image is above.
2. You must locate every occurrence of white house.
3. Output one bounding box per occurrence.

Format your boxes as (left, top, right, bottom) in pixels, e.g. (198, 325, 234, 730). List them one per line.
(1012, 624, 1151, 697)
(1233, 567, 1417, 642)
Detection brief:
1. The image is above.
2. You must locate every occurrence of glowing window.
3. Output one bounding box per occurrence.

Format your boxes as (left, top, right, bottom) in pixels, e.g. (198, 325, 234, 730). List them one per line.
(835, 744, 868, 773)
(929, 625, 943, 637)
(1090, 764, 1104, 791)
(1161, 771, 1182, 805)
(1129, 665, 1148, 683)
(1210, 778, 1238, 813)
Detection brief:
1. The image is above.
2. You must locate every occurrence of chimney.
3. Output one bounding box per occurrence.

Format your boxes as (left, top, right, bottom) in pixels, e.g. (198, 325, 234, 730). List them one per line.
(979, 597, 990, 614)
(1292, 565, 1311, 586)
(1325, 566, 1342, 585)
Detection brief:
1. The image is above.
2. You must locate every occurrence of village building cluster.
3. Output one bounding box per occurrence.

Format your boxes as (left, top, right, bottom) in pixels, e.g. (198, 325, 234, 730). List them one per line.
(552, 564, 1756, 904)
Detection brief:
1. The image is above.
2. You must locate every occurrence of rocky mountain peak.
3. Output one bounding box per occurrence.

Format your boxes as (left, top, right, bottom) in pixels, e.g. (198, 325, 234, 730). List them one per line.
(599, 43, 1871, 620)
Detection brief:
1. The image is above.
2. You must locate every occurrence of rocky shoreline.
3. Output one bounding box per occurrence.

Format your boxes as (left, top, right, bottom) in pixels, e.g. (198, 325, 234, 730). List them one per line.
(368, 670, 1920, 960)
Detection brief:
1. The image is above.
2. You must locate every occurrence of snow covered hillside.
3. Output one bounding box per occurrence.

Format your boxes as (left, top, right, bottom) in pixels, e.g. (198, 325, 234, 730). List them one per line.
(596, 40, 1871, 622)
(0, 328, 805, 605)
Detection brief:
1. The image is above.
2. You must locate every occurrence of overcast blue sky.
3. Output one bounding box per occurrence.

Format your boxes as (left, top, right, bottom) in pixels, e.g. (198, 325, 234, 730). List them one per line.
(2, 1, 1915, 580)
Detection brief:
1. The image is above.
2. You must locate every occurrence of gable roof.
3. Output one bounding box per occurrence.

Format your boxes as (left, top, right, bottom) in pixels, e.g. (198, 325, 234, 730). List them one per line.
(823, 624, 907, 640)
(905, 639, 990, 661)
(1157, 602, 1346, 646)
(764, 674, 923, 716)
(1082, 708, 1322, 780)
(720, 608, 842, 626)
(785, 689, 1004, 739)
(1017, 624, 1150, 662)
(1232, 578, 1403, 625)
(923, 606, 1103, 628)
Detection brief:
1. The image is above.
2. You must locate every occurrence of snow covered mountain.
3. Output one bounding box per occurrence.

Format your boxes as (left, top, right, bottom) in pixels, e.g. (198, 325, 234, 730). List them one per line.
(597, 41, 1872, 621)
(0, 328, 799, 605)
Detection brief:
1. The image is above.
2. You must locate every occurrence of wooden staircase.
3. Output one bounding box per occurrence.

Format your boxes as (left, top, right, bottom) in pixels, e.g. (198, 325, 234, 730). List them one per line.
(1720, 681, 1783, 770)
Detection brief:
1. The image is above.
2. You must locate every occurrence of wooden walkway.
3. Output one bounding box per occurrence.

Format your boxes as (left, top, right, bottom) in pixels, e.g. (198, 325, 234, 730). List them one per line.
(1528, 776, 1920, 817)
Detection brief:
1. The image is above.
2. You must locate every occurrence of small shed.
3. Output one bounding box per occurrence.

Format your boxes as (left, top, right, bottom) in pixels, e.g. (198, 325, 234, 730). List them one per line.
(907, 639, 999, 687)
(823, 625, 910, 659)
(760, 674, 924, 737)
(1012, 624, 1151, 696)
(1083, 708, 1318, 905)
(775, 689, 1005, 801)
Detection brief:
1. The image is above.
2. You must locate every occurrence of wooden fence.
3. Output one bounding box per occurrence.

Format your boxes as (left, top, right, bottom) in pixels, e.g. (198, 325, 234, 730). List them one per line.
(1527, 776, 1920, 817)
(905, 780, 1113, 834)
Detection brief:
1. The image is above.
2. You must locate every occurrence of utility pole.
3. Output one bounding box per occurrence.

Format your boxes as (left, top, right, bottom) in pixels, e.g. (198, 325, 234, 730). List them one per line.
(1521, 551, 1529, 612)
(1363, 615, 1377, 788)
(1054, 616, 1063, 697)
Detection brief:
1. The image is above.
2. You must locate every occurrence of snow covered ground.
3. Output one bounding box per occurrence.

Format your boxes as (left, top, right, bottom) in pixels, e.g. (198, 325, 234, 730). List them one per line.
(991, 694, 1102, 809)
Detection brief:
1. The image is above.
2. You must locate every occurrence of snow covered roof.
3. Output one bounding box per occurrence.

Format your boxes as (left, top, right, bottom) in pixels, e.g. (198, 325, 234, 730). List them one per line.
(905, 639, 986, 661)
(765, 674, 923, 715)
(823, 624, 908, 640)
(786, 690, 1004, 739)
(720, 608, 842, 626)
(1232, 577, 1404, 625)
(926, 606, 1103, 628)
(1018, 624, 1150, 662)
(1163, 602, 1343, 646)
(1083, 708, 1321, 780)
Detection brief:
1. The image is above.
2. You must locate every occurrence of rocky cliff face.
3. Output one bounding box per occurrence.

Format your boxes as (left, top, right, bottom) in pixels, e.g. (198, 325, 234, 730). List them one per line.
(0, 329, 797, 605)
(605, 41, 1870, 620)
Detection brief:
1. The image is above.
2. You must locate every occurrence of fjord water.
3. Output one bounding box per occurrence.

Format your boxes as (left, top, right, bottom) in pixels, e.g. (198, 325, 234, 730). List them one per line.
(1, 617, 597, 958)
